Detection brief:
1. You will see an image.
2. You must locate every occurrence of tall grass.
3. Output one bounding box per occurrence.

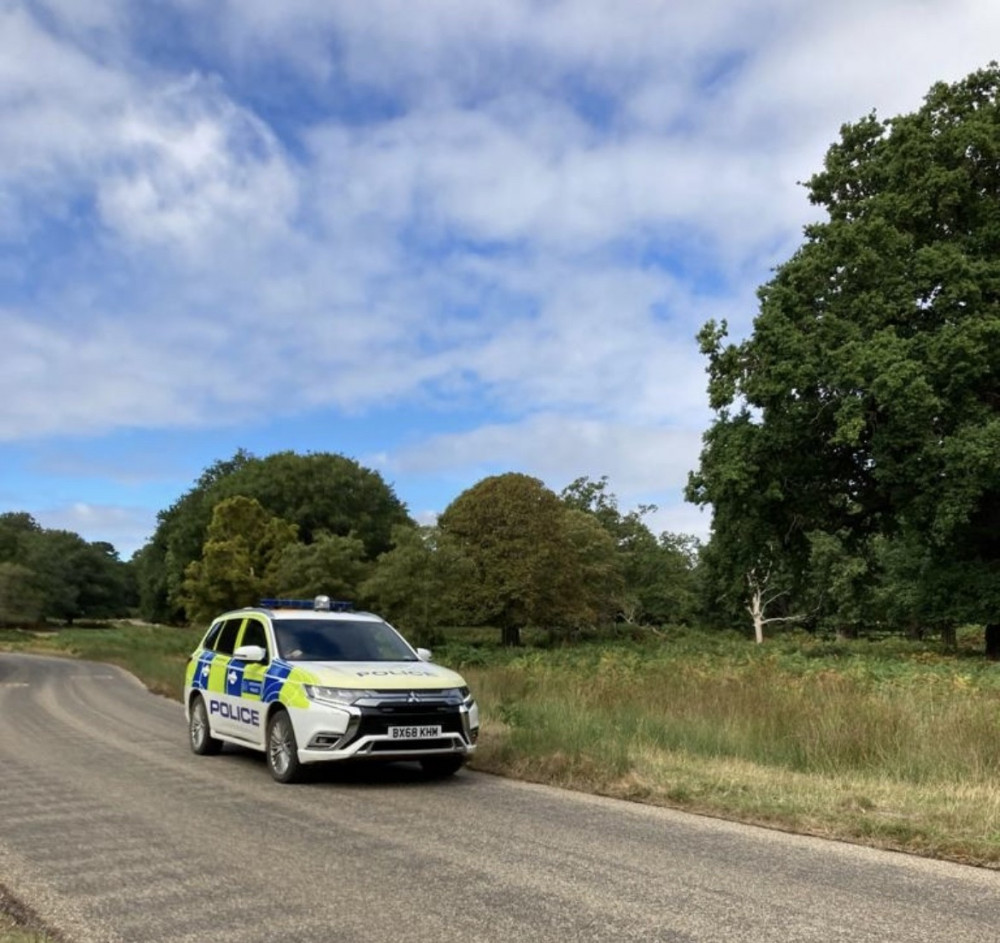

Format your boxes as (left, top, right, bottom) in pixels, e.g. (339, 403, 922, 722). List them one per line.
(457, 632, 1000, 786)
(443, 627, 1000, 864)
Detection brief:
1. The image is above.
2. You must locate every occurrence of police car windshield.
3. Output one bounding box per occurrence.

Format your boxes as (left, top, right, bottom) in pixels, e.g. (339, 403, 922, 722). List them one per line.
(272, 618, 418, 662)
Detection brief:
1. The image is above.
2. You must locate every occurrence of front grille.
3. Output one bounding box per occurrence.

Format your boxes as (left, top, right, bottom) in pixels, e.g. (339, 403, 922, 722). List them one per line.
(356, 705, 464, 738)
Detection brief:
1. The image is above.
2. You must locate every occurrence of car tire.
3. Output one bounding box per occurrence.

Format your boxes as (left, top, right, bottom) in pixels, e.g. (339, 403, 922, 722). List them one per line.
(419, 754, 465, 778)
(266, 709, 303, 784)
(189, 696, 223, 755)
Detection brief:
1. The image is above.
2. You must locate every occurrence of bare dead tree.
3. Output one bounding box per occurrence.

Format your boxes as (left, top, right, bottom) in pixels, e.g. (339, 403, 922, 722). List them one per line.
(746, 561, 802, 644)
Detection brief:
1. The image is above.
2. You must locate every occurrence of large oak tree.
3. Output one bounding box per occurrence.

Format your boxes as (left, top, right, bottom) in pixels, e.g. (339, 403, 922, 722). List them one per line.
(688, 64, 1000, 637)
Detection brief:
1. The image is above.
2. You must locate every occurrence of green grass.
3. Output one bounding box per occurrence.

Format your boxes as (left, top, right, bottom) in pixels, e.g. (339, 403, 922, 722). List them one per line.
(4, 621, 1000, 867)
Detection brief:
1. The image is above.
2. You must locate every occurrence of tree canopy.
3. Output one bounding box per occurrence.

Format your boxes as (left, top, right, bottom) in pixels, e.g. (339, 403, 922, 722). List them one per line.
(0, 512, 134, 624)
(688, 63, 1000, 639)
(137, 450, 412, 623)
(360, 524, 474, 645)
(438, 473, 624, 645)
(561, 476, 700, 626)
(180, 496, 300, 623)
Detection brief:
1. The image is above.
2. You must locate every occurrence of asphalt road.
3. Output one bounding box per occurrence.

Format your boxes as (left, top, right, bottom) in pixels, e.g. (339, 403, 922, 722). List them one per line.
(1, 652, 998, 943)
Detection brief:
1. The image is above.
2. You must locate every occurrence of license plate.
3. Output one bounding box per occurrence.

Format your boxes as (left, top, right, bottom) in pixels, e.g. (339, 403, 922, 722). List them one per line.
(389, 725, 442, 740)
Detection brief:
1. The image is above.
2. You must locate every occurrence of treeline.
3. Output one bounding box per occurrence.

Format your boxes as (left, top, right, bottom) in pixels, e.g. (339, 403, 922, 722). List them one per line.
(0, 513, 136, 625)
(1, 452, 699, 640)
(128, 450, 700, 643)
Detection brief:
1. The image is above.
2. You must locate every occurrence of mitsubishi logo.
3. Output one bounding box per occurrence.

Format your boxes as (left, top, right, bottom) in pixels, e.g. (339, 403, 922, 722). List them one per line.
(407, 691, 420, 704)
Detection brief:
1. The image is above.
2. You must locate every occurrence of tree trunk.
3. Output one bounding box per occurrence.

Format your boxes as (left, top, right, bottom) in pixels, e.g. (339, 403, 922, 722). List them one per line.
(985, 624, 1000, 660)
(939, 623, 957, 652)
(501, 623, 522, 647)
(747, 586, 765, 644)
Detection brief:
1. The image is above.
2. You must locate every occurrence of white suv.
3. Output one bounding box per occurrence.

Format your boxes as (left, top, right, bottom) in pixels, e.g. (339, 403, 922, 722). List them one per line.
(184, 596, 479, 783)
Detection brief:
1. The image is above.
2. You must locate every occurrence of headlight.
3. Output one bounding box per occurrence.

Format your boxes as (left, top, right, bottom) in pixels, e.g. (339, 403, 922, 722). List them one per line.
(441, 686, 475, 707)
(303, 685, 372, 706)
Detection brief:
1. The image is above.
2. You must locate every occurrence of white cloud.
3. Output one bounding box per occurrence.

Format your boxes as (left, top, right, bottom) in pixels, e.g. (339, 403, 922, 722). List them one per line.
(0, 8, 299, 258)
(97, 76, 299, 257)
(390, 413, 704, 495)
(4, 0, 1000, 550)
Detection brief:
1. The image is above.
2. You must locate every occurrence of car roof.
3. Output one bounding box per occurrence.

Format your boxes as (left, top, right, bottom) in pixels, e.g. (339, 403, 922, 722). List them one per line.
(217, 604, 384, 623)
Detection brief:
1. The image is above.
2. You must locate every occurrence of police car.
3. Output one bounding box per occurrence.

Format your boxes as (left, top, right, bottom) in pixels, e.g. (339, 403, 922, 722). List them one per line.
(184, 596, 479, 783)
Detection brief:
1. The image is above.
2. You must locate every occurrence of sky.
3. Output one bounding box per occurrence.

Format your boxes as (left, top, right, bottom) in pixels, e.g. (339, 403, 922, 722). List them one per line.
(2, 0, 999, 559)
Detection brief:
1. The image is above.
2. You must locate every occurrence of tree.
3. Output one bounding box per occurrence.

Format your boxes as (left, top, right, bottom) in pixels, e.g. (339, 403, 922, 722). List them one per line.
(745, 552, 803, 644)
(628, 532, 702, 627)
(132, 535, 176, 624)
(0, 562, 44, 625)
(439, 473, 605, 645)
(140, 450, 412, 623)
(210, 452, 410, 555)
(689, 64, 1000, 636)
(360, 525, 475, 645)
(557, 509, 625, 637)
(0, 513, 41, 562)
(271, 531, 370, 602)
(803, 530, 877, 639)
(180, 496, 298, 624)
(17, 529, 132, 623)
(561, 476, 699, 626)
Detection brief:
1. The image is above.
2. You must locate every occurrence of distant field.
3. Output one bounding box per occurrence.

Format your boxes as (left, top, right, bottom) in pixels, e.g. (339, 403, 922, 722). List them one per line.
(2, 621, 999, 868)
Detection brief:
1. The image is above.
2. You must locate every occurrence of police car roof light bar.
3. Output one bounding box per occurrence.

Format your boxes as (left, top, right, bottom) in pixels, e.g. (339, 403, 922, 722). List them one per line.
(259, 597, 354, 612)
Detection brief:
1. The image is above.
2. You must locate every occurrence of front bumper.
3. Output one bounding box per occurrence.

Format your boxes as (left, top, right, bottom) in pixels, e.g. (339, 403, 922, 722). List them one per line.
(289, 691, 480, 765)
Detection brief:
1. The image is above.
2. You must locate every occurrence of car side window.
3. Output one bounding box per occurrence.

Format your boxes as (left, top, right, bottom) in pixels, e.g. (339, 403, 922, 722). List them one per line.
(239, 619, 270, 660)
(214, 619, 243, 656)
(202, 621, 224, 650)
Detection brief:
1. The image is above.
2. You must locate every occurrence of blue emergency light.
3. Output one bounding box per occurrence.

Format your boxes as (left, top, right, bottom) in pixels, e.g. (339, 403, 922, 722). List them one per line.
(259, 596, 354, 612)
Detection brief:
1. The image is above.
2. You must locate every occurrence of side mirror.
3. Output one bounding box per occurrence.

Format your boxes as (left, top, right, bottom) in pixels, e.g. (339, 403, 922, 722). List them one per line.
(233, 644, 267, 663)
(416, 647, 432, 662)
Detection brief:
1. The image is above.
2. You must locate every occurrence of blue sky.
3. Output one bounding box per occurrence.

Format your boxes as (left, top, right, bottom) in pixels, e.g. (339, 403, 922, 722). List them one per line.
(3, 0, 998, 558)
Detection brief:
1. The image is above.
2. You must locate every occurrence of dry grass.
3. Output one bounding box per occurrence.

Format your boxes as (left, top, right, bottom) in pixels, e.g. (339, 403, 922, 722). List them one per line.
(459, 630, 1000, 867)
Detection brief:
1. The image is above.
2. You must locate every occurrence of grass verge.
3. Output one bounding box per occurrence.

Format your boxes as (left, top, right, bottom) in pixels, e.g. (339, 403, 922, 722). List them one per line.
(3, 621, 999, 868)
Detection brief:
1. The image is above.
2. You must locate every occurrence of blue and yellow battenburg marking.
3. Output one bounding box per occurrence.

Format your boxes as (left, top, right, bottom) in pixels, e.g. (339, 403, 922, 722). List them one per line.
(262, 660, 294, 703)
(190, 650, 216, 690)
(188, 653, 300, 700)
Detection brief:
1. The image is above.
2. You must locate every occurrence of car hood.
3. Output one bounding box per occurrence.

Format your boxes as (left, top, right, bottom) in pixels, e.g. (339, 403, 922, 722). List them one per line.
(294, 660, 467, 690)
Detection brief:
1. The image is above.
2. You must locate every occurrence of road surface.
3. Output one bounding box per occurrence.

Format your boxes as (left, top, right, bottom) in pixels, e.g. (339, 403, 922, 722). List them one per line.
(0, 652, 997, 942)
